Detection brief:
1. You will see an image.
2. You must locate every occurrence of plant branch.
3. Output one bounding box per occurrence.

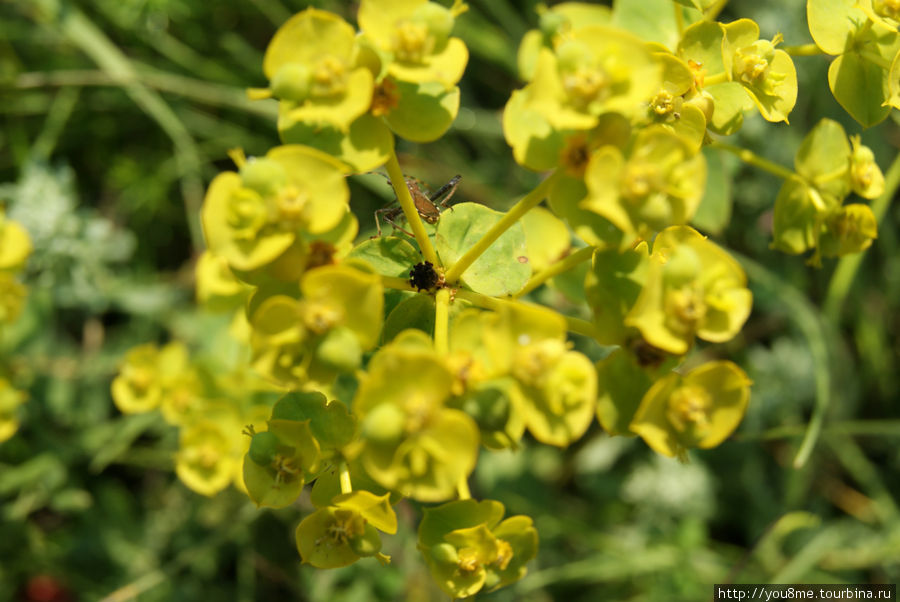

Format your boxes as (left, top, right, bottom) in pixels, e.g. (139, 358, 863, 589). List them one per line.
(443, 170, 560, 284)
(384, 151, 439, 265)
(514, 245, 594, 298)
(709, 139, 796, 180)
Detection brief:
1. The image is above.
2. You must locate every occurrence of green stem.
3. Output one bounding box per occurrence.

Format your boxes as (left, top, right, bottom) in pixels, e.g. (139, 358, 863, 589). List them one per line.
(737, 253, 831, 468)
(709, 139, 796, 180)
(15, 69, 278, 119)
(703, 72, 729, 86)
(384, 150, 439, 265)
(33, 1, 205, 251)
(859, 50, 892, 70)
(704, 0, 728, 21)
(454, 288, 601, 339)
(434, 288, 450, 354)
(339, 461, 352, 494)
(674, 2, 685, 37)
(735, 419, 900, 441)
(443, 170, 560, 284)
(457, 476, 471, 500)
(381, 275, 414, 292)
(514, 245, 594, 298)
(783, 43, 825, 56)
(824, 148, 900, 321)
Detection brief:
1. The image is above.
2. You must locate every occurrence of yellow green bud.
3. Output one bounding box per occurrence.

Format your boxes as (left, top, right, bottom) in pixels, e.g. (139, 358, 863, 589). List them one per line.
(270, 62, 311, 102)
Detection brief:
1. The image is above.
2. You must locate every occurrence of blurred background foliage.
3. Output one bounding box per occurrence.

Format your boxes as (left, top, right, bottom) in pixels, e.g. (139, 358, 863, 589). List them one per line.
(0, 0, 898, 600)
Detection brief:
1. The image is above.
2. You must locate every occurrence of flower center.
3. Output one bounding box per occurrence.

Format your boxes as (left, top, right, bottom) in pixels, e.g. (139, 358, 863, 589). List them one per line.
(563, 65, 609, 108)
(275, 185, 309, 222)
(664, 286, 707, 334)
(311, 55, 347, 97)
(666, 384, 712, 435)
(227, 189, 267, 240)
(393, 20, 432, 63)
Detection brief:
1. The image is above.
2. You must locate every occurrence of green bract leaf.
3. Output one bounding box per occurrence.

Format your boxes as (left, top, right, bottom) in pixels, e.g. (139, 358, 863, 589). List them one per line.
(828, 52, 891, 127)
(383, 294, 435, 342)
(383, 80, 461, 142)
(691, 147, 732, 235)
(585, 242, 649, 345)
(807, 0, 865, 55)
(819, 203, 878, 257)
(435, 202, 531, 296)
(772, 177, 819, 255)
(596, 348, 655, 435)
(279, 112, 394, 173)
(502, 87, 566, 171)
(332, 490, 398, 534)
(612, 0, 679, 49)
(296, 507, 367, 568)
(705, 82, 753, 135)
(521, 206, 571, 273)
(271, 391, 356, 451)
(795, 118, 852, 201)
(548, 174, 625, 248)
(678, 20, 726, 76)
(349, 236, 421, 278)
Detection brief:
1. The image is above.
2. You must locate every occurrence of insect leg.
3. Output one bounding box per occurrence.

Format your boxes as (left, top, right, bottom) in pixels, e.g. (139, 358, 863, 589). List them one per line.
(430, 175, 461, 209)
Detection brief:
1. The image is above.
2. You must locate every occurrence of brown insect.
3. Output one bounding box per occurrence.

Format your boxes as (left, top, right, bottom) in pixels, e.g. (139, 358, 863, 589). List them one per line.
(374, 174, 461, 237)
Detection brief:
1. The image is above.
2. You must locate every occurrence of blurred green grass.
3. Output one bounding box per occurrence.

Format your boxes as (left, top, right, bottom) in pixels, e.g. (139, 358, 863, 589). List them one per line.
(0, 0, 898, 600)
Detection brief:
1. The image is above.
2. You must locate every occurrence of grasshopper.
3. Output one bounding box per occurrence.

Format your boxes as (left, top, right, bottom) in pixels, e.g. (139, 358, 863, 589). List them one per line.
(374, 174, 461, 237)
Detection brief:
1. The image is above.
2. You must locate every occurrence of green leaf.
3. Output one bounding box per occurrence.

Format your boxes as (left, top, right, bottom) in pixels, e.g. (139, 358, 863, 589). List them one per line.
(348, 236, 421, 277)
(612, 0, 680, 49)
(807, 0, 862, 55)
(705, 82, 753, 135)
(382, 294, 435, 342)
(435, 202, 531, 296)
(828, 52, 891, 127)
(271, 392, 357, 450)
(691, 146, 732, 235)
(771, 177, 818, 255)
(502, 88, 566, 171)
(794, 118, 851, 200)
(585, 243, 649, 345)
(595, 348, 653, 435)
(279, 111, 394, 173)
(548, 174, 624, 249)
(384, 81, 460, 143)
(418, 499, 506, 547)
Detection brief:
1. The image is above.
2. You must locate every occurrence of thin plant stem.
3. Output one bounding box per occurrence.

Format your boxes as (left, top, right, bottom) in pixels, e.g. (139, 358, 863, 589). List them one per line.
(734, 419, 900, 441)
(824, 149, 900, 320)
(783, 43, 825, 56)
(434, 287, 450, 354)
(35, 2, 206, 251)
(457, 476, 471, 500)
(384, 150, 439, 265)
(443, 170, 560, 284)
(339, 461, 353, 494)
(736, 252, 831, 468)
(381, 275, 414, 291)
(514, 245, 594, 298)
(710, 139, 796, 180)
(454, 288, 601, 339)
